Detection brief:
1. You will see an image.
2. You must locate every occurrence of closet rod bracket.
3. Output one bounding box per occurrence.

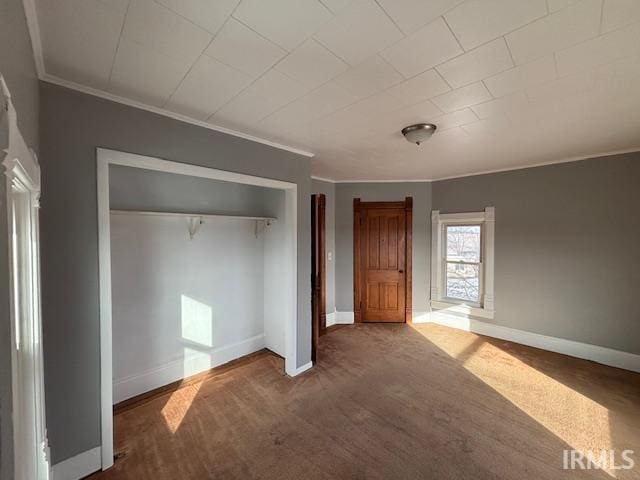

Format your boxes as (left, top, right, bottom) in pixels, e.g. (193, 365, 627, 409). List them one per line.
(187, 216, 203, 240)
(254, 219, 272, 238)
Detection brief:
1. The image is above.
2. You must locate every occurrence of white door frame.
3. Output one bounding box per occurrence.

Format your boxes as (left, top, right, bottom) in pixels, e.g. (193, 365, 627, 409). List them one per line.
(96, 148, 299, 470)
(2, 76, 50, 479)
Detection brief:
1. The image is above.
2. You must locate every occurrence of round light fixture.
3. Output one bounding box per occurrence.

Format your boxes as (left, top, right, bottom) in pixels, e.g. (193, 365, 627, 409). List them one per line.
(401, 123, 437, 145)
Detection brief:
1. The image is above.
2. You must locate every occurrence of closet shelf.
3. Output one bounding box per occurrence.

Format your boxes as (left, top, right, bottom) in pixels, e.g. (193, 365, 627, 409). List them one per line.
(110, 209, 276, 222)
(110, 209, 276, 239)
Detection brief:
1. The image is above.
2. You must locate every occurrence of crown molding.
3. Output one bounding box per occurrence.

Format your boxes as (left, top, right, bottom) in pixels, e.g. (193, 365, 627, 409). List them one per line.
(19, 0, 640, 180)
(312, 146, 640, 183)
(41, 74, 315, 158)
(430, 147, 640, 181)
(310, 175, 337, 183)
(22, 0, 314, 158)
(22, 0, 45, 77)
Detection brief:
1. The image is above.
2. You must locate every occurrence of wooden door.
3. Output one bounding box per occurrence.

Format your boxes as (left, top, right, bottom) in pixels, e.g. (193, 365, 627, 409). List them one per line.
(311, 194, 326, 362)
(354, 198, 412, 323)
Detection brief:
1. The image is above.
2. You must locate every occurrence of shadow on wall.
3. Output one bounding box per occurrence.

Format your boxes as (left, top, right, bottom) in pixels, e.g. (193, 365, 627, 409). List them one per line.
(89, 322, 640, 479)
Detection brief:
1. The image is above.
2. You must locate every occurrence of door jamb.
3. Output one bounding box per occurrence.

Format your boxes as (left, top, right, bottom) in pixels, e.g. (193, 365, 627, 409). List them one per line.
(353, 197, 412, 323)
(311, 193, 326, 363)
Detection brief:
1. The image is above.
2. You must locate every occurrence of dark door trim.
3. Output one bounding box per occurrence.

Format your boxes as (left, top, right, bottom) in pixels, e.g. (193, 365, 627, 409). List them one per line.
(353, 197, 412, 324)
(311, 194, 327, 362)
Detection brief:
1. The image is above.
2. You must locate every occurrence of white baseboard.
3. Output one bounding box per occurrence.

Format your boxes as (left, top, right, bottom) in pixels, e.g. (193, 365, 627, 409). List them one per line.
(289, 361, 313, 376)
(427, 311, 640, 373)
(52, 446, 101, 480)
(113, 333, 266, 403)
(326, 311, 354, 326)
(334, 311, 354, 324)
(329, 310, 640, 372)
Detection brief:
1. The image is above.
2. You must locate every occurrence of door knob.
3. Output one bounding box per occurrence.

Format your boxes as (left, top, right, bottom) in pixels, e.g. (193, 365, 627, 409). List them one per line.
(399, 269, 404, 273)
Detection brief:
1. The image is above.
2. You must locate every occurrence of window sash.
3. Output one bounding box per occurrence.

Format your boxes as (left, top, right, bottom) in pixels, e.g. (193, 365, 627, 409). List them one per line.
(442, 223, 484, 305)
(444, 223, 483, 263)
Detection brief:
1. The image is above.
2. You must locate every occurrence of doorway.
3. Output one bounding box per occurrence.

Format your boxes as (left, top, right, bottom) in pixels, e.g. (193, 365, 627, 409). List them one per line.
(353, 198, 412, 323)
(311, 194, 326, 362)
(97, 148, 299, 471)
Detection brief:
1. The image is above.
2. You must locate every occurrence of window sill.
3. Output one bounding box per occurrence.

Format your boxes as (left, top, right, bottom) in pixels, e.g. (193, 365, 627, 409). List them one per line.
(430, 300, 495, 319)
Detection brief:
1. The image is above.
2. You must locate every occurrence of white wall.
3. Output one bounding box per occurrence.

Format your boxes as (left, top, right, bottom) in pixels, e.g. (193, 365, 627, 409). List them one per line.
(263, 190, 292, 358)
(110, 214, 267, 403)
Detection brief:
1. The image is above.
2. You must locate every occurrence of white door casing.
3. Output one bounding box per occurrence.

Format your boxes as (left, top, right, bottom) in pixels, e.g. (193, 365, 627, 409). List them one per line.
(2, 75, 51, 479)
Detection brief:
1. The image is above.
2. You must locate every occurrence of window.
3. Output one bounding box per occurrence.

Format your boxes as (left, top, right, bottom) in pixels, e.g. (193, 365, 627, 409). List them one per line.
(431, 208, 494, 318)
(445, 224, 482, 303)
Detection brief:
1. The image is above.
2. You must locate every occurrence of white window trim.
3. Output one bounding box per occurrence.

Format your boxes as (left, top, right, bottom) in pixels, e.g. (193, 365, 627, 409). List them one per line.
(2, 75, 51, 479)
(431, 207, 495, 319)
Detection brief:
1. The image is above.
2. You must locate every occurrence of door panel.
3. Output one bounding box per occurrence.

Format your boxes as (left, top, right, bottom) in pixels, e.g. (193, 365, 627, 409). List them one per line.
(361, 208, 406, 322)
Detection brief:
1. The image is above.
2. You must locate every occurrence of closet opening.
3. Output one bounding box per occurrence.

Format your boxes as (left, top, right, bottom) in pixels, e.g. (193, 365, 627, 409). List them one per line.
(96, 149, 298, 471)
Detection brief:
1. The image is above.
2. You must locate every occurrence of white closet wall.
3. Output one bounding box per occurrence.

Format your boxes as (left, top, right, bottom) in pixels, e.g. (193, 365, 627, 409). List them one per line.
(110, 214, 266, 403)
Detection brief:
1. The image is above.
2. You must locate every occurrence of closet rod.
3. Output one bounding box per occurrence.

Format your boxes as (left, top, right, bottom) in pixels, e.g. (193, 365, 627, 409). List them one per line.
(110, 209, 276, 222)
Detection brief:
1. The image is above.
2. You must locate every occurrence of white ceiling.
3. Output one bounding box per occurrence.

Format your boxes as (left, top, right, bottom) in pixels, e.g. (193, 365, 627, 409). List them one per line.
(34, 0, 640, 180)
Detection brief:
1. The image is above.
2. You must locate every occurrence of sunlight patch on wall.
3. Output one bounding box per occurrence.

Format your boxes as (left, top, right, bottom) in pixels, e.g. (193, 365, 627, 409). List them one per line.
(181, 294, 213, 348)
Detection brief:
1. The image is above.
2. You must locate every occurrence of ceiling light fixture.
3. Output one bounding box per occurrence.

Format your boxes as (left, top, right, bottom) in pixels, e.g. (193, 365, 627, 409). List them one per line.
(401, 123, 437, 145)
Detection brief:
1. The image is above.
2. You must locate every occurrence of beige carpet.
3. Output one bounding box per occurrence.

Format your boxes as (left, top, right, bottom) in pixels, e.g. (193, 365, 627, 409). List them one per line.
(91, 323, 640, 479)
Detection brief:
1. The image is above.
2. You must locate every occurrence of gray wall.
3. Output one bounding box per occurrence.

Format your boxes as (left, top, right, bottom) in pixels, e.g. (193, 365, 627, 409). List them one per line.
(311, 179, 336, 314)
(110, 164, 281, 217)
(0, 0, 39, 478)
(432, 153, 640, 355)
(334, 182, 432, 315)
(39, 82, 312, 465)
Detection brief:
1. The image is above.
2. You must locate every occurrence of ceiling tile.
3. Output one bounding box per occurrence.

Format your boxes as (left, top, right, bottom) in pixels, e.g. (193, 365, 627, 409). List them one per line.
(348, 91, 402, 115)
(313, 0, 403, 66)
(300, 81, 360, 116)
(260, 81, 358, 131)
(484, 55, 557, 97)
(436, 38, 513, 89)
(313, 107, 369, 135)
(155, 0, 239, 34)
(547, 0, 580, 12)
(432, 108, 479, 130)
(594, 55, 640, 93)
(376, 0, 464, 35)
(96, 0, 129, 14)
(122, 0, 212, 64)
(109, 37, 192, 107)
(505, 0, 602, 65)
(602, 0, 640, 32)
(461, 118, 500, 137)
(388, 99, 443, 126)
(431, 82, 492, 112)
(444, 0, 547, 51)
(471, 91, 529, 118)
(318, 0, 352, 14)
(556, 23, 640, 77)
(381, 17, 462, 78)
(233, 0, 332, 51)
(275, 39, 348, 90)
(333, 55, 403, 99)
(211, 69, 308, 126)
(37, 0, 124, 89)
(259, 100, 319, 133)
(527, 72, 594, 104)
(386, 69, 451, 106)
(165, 56, 253, 120)
(204, 18, 286, 78)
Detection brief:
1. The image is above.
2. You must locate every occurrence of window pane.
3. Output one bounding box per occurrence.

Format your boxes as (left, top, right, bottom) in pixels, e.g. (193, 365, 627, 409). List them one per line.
(446, 225, 481, 262)
(445, 262, 480, 302)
